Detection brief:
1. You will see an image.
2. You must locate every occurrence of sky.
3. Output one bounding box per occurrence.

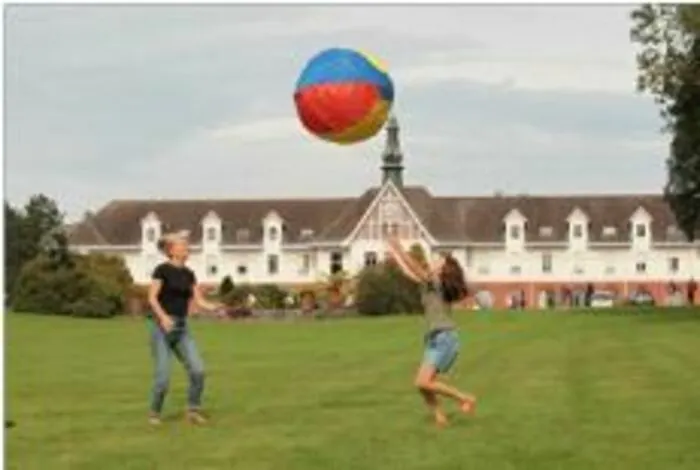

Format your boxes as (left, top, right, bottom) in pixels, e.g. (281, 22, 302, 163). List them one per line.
(4, 4, 668, 222)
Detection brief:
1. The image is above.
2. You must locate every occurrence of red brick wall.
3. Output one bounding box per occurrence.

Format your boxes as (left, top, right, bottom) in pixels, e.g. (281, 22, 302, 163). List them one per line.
(463, 280, 698, 309)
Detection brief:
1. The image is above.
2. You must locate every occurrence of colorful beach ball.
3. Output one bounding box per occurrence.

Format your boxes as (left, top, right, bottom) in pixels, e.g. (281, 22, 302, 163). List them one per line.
(293, 48, 394, 145)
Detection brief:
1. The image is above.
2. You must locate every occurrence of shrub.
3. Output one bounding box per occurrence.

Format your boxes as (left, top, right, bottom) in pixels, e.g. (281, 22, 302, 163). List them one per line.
(11, 252, 131, 318)
(355, 262, 423, 316)
(219, 275, 235, 296)
(254, 284, 288, 309)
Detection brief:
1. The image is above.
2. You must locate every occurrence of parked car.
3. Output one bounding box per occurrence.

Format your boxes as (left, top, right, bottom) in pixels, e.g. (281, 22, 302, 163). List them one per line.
(628, 290, 655, 306)
(590, 291, 616, 309)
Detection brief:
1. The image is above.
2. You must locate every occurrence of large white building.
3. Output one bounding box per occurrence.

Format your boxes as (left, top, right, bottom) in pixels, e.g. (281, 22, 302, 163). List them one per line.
(68, 117, 699, 308)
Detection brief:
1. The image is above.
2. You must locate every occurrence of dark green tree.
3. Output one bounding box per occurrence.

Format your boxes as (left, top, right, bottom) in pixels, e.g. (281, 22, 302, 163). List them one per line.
(631, 5, 700, 239)
(5, 203, 23, 296)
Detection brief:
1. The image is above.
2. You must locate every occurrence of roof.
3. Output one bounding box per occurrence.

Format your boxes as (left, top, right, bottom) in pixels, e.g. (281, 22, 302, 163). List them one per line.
(67, 186, 694, 246)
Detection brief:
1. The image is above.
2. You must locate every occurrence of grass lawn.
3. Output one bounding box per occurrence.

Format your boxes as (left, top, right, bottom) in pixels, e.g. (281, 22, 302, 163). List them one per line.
(6, 309, 700, 470)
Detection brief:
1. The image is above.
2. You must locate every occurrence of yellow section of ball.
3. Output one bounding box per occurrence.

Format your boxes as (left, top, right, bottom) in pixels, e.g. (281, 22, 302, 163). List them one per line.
(322, 99, 391, 145)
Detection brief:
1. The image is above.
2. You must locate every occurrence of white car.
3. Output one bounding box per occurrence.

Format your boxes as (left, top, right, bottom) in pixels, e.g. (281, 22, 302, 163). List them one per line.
(590, 291, 616, 308)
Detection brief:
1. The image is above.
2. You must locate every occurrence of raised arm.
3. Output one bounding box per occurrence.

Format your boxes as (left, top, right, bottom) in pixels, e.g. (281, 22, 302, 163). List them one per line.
(386, 237, 430, 283)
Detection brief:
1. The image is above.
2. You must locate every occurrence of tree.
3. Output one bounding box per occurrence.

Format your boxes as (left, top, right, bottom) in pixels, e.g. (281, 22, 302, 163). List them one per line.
(408, 243, 429, 271)
(631, 5, 700, 239)
(355, 262, 423, 316)
(12, 252, 132, 318)
(4, 195, 66, 298)
(5, 203, 23, 296)
(219, 276, 235, 296)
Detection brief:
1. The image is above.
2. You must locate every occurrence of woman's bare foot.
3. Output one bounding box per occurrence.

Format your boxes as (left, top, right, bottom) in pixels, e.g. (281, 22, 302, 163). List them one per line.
(460, 396, 477, 415)
(148, 414, 162, 426)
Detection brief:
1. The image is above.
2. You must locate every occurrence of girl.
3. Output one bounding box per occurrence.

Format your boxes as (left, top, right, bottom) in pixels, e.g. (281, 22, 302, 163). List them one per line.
(147, 231, 222, 426)
(386, 237, 476, 427)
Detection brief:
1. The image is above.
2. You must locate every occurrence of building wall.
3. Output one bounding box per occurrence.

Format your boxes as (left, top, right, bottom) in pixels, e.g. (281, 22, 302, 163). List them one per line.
(115, 242, 699, 292)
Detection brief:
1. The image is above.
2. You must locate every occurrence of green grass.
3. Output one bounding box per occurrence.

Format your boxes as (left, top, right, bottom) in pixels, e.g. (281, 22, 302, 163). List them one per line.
(6, 309, 700, 470)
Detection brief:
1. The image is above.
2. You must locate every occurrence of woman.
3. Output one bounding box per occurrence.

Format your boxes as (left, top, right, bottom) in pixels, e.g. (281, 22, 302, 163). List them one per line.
(386, 237, 476, 427)
(147, 231, 222, 426)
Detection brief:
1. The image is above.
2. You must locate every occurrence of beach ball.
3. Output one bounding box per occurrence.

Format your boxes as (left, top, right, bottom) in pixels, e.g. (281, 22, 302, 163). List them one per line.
(293, 48, 394, 145)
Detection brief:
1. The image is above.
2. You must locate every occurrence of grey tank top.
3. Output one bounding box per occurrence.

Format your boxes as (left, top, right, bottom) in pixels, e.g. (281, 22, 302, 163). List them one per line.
(421, 280, 456, 332)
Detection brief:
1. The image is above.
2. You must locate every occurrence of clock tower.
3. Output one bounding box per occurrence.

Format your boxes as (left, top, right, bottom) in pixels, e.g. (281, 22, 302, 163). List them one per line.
(381, 114, 404, 187)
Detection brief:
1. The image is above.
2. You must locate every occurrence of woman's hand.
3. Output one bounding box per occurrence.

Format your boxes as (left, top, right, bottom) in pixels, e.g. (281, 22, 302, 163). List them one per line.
(159, 315, 175, 333)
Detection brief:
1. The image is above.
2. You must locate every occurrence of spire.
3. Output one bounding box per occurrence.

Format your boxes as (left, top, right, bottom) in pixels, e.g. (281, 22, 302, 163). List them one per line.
(381, 114, 404, 187)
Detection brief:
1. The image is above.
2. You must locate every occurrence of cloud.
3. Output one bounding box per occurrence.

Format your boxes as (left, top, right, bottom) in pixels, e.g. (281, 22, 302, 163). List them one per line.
(210, 117, 300, 143)
(396, 58, 636, 94)
(3, 4, 668, 223)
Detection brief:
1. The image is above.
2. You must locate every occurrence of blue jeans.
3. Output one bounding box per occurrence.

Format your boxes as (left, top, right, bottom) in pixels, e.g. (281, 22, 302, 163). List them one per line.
(423, 330, 460, 374)
(149, 319, 205, 414)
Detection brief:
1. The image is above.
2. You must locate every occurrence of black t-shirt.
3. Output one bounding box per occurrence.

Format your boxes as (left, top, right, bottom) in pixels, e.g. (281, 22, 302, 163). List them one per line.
(152, 262, 196, 321)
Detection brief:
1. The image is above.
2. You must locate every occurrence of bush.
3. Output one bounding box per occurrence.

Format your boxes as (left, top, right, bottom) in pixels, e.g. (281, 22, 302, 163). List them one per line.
(254, 284, 288, 309)
(11, 252, 132, 318)
(355, 262, 423, 316)
(219, 275, 235, 296)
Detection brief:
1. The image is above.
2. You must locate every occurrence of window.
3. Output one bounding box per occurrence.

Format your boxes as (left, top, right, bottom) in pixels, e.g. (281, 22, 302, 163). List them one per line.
(604, 265, 615, 275)
(602, 226, 617, 237)
(267, 254, 279, 275)
(477, 265, 490, 275)
(573, 265, 584, 275)
(539, 226, 553, 237)
(207, 264, 218, 277)
(669, 257, 680, 273)
(146, 228, 156, 242)
(268, 226, 279, 241)
(300, 254, 311, 274)
(364, 251, 378, 267)
(300, 228, 314, 241)
(572, 224, 583, 238)
(381, 223, 390, 238)
(635, 224, 647, 238)
(510, 265, 521, 275)
(635, 261, 647, 274)
(236, 229, 250, 243)
(206, 227, 217, 242)
(237, 265, 248, 275)
(330, 251, 343, 274)
(509, 225, 521, 240)
(389, 223, 399, 236)
(541, 253, 552, 273)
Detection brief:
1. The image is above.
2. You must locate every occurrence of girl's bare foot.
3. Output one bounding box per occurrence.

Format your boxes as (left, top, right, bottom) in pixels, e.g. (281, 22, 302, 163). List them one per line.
(435, 412, 449, 427)
(186, 409, 208, 425)
(460, 396, 477, 415)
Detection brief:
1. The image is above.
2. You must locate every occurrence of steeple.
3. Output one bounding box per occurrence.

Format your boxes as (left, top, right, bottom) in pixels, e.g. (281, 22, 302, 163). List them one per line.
(381, 114, 404, 187)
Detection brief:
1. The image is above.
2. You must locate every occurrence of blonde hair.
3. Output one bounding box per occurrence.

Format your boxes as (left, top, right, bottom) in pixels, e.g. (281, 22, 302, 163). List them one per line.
(157, 230, 190, 257)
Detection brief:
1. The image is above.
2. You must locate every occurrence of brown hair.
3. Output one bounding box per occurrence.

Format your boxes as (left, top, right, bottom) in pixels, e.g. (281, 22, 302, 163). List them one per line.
(439, 255, 468, 304)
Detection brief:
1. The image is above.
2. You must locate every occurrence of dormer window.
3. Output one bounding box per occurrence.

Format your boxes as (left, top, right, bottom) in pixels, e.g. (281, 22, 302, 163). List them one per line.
(572, 224, 583, 239)
(146, 228, 156, 242)
(268, 226, 279, 241)
(509, 225, 521, 240)
(206, 227, 217, 242)
(635, 223, 647, 238)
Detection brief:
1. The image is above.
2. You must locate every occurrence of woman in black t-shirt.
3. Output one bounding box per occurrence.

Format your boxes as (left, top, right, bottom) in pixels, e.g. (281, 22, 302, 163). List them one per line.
(147, 231, 222, 426)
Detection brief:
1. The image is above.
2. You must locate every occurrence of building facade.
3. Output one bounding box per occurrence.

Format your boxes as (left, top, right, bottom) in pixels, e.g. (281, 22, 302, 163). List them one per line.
(67, 117, 700, 308)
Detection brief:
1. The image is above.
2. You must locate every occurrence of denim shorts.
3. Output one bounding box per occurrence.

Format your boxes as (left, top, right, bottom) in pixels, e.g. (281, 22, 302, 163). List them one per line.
(423, 329, 460, 374)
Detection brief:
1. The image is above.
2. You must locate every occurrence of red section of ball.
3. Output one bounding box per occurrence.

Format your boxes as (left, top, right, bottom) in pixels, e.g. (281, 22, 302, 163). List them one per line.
(294, 82, 380, 135)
